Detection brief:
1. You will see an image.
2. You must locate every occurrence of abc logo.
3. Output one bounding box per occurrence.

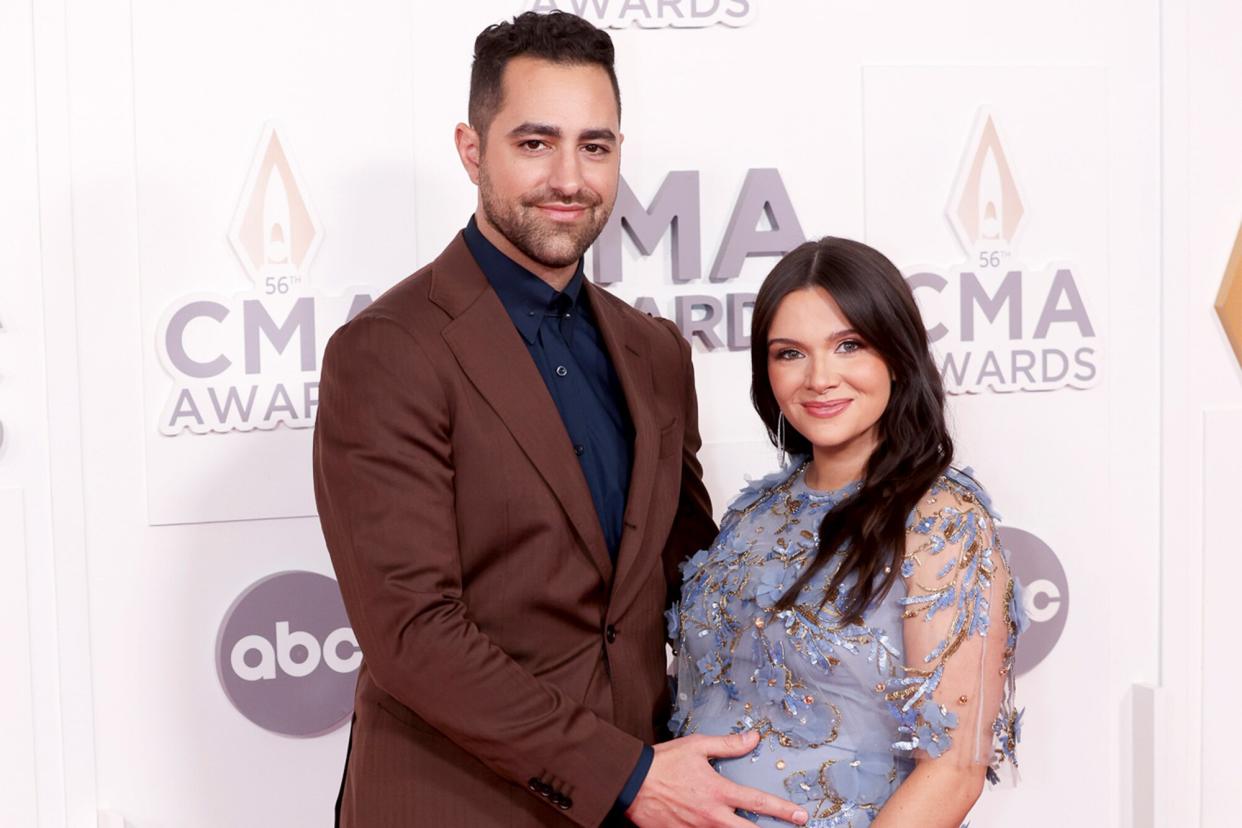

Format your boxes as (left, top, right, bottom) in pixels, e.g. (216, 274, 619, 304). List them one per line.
(230, 623, 359, 681)
(998, 527, 1069, 676)
(216, 571, 359, 737)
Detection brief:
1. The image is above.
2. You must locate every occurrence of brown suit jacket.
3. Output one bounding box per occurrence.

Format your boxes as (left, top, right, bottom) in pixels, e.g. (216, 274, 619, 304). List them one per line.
(313, 234, 717, 827)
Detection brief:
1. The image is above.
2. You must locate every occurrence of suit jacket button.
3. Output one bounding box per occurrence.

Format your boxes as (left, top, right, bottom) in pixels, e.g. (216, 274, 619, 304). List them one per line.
(555, 795, 572, 810)
(605, 624, 617, 644)
(527, 778, 540, 792)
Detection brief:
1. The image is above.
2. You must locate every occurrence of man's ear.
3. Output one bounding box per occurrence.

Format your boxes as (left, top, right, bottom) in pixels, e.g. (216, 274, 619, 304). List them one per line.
(455, 122, 482, 185)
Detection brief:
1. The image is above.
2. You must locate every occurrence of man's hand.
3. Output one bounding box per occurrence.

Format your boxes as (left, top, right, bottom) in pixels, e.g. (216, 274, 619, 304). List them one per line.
(625, 730, 810, 827)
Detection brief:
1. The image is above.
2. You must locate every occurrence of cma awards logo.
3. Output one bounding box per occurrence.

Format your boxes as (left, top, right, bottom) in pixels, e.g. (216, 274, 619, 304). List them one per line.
(906, 108, 1100, 394)
(589, 167, 804, 350)
(523, 0, 755, 28)
(154, 125, 377, 435)
(216, 571, 359, 736)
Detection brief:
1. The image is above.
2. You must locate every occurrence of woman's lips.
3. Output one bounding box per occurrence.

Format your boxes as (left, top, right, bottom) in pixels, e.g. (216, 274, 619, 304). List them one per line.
(800, 399, 852, 419)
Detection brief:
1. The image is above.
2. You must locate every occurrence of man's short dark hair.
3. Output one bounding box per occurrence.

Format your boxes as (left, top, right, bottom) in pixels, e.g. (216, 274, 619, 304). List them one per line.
(469, 11, 621, 140)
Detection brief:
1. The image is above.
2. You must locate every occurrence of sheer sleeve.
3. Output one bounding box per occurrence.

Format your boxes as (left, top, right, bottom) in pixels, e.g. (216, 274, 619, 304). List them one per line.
(888, 475, 1022, 780)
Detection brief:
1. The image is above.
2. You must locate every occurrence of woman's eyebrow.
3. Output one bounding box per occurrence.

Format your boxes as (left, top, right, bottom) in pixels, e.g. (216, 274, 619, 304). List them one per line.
(767, 329, 858, 347)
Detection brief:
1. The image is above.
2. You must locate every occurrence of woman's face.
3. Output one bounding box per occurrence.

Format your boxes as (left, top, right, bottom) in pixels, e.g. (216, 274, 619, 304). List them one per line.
(766, 286, 892, 470)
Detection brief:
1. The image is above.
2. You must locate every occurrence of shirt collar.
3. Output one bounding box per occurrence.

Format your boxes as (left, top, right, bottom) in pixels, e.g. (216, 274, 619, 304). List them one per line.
(463, 215, 585, 345)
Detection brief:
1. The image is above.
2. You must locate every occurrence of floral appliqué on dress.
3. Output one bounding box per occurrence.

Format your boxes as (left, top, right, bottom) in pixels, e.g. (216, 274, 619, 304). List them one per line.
(668, 461, 1026, 827)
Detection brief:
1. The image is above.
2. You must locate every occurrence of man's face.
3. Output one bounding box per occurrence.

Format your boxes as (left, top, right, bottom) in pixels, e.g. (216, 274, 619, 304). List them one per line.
(476, 56, 621, 270)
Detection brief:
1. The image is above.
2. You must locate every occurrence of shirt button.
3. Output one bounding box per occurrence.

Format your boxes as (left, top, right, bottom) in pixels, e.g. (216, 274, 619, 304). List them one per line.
(605, 624, 617, 644)
(555, 365, 568, 377)
(574, 445, 584, 456)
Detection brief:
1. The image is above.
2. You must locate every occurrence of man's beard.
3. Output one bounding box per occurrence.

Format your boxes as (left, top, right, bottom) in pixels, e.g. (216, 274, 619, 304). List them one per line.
(479, 168, 612, 269)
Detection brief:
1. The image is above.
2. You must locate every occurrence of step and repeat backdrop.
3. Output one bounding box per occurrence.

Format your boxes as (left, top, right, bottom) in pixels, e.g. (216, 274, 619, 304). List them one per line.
(18, 0, 1237, 825)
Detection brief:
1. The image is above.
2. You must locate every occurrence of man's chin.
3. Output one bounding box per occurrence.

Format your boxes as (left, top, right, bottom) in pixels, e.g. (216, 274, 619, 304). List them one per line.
(524, 250, 585, 270)
(520, 233, 596, 270)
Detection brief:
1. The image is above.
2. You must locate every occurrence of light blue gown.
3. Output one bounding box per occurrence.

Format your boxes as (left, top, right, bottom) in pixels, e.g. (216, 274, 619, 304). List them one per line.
(669, 461, 1025, 827)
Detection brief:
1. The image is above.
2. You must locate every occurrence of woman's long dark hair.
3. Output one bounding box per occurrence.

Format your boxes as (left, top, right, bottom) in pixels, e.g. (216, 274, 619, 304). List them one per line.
(750, 237, 953, 625)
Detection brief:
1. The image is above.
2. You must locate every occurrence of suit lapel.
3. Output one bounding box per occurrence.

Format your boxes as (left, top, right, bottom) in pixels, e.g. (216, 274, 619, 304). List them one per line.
(431, 235, 613, 583)
(588, 284, 661, 602)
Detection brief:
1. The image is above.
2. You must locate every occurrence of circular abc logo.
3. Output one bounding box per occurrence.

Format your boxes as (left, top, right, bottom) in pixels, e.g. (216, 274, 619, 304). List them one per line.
(998, 526, 1068, 676)
(216, 570, 359, 737)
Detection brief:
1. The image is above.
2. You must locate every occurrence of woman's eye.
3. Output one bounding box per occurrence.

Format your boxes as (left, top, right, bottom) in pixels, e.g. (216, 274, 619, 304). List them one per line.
(773, 348, 804, 361)
(837, 339, 865, 353)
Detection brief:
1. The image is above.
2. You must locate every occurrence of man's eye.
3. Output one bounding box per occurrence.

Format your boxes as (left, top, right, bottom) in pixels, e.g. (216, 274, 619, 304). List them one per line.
(582, 143, 609, 155)
(520, 140, 547, 151)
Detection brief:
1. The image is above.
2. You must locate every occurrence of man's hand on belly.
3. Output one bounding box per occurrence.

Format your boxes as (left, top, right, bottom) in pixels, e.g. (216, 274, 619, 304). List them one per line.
(625, 730, 810, 828)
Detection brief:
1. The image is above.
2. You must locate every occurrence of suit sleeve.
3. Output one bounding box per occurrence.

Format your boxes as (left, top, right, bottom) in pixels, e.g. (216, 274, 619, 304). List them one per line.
(313, 313, 642, 827)
(656, 319, 718, 612)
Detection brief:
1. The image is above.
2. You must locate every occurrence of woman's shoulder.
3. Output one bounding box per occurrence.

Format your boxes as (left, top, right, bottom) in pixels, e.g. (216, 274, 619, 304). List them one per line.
(720, 459, 803, 521)
(921, 465, 1002, 522)
(903, 466, 1002, 552)
(903, 467, 1011, 591)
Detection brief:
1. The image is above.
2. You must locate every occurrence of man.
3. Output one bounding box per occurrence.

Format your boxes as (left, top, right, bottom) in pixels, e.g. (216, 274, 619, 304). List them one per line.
(314, 11, 809, 827)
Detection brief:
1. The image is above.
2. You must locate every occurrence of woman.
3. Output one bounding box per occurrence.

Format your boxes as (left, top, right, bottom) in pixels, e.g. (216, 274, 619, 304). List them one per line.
(668, 237, 1025, 827)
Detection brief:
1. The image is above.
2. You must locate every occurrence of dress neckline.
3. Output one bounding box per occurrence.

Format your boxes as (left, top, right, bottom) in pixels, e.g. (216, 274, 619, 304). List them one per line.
(790, 459, 861, 501)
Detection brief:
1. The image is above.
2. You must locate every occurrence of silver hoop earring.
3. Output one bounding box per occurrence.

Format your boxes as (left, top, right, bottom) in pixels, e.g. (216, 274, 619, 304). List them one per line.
(777, 412, 788, 468)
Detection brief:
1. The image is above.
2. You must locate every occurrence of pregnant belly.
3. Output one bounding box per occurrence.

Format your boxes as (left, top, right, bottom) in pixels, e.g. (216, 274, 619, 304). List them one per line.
(711, 737, 912, 828)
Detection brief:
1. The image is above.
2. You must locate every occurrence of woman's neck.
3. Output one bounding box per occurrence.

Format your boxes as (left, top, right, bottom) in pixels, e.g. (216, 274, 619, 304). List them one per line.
(805, 434, 876, 492)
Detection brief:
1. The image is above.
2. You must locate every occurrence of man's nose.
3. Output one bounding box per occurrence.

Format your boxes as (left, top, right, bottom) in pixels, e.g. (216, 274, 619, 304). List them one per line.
(546, 148, 583, 199)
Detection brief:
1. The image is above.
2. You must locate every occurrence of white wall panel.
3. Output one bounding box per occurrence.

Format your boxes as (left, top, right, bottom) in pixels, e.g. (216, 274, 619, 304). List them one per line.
(0, 490, 38, 826)
(1202, 409, 1242, 827)
(70, 0, 414, 824)
(1158, 0, 1242, 825)
(5, 0, 97, 822)
(133, 0, 419, 525)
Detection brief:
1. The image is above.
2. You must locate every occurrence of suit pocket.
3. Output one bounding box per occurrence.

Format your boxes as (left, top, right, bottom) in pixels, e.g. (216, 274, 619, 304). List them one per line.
(658, 419, 681, 459)
(375, 695, 441, 737)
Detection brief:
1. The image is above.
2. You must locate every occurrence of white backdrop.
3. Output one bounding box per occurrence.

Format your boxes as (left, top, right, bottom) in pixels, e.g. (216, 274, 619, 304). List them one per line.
(2, 1, 1239, 826)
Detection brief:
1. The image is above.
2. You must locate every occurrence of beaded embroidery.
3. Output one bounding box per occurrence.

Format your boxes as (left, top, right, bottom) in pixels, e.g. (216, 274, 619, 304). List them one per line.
(669, 462, 1025, 826)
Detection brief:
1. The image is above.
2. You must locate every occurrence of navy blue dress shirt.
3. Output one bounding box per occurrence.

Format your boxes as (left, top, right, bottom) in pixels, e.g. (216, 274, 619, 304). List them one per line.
(464, 216, 633, 558)
(462, 217, 653, 812)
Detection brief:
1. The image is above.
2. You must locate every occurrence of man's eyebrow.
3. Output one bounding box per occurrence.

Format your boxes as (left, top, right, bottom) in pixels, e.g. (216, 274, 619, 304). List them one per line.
(507, 122, 561, 138)
(579, 128, 617, 143)
(505, 123, 617, 143)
